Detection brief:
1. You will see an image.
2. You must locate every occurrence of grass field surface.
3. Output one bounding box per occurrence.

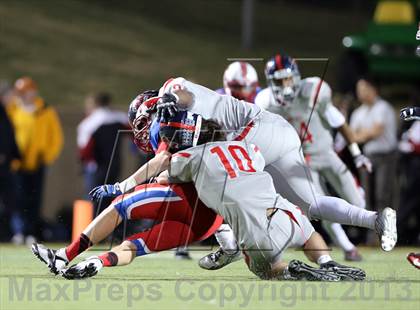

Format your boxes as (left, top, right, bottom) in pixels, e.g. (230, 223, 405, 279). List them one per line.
(1, 245, 419, 310)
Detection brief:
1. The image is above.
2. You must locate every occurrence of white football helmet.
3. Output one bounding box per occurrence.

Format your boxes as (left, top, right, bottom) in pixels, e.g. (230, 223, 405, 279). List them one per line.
(223, 61, 259, 102)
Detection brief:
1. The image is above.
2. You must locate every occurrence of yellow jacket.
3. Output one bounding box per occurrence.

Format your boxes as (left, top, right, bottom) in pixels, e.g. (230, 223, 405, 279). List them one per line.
(7, 97, 64, 171)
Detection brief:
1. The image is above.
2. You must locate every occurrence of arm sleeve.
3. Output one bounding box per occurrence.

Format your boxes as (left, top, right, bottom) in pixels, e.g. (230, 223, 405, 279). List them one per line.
(323, 104, 345, 128)
(315, 81, 345, 128)
(159, 77, 226, 120)
(159, 77, 259, 131)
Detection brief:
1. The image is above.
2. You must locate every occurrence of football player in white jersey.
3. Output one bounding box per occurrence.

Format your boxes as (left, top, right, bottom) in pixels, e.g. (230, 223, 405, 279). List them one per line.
(178, 61, 262, 260)
(255, 54, 372, 261)
(153, 76, 397, 268)
(61, 115, 365, 281)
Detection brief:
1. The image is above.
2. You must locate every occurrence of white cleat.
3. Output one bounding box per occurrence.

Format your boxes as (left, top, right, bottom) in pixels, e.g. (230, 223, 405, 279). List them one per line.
(31, 243, 69, 275)
(61, 256, 103, 279)
(198, 248, 241, 270)
(375, 207, 397, 251)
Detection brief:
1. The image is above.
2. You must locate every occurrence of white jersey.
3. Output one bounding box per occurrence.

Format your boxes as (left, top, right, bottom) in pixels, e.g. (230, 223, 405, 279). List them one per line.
(255, 77, 345, 156)
(169, 141, 282, 251)
(169, 141, 275, 230)
(169, 140, 314, 278)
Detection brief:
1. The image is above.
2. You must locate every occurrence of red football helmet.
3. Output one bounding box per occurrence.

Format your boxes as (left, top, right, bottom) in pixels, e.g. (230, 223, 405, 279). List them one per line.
(128, 90, 159, 153)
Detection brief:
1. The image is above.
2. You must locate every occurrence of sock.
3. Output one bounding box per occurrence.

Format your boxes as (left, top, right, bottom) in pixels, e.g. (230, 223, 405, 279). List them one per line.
(99, 252, 118, 267)
(317, 254, 332, 265)
(214, 224, 238, 255)
(309, 196, 377, 230)
(322, 221, 355, 252)
(65, 233, 92, 262)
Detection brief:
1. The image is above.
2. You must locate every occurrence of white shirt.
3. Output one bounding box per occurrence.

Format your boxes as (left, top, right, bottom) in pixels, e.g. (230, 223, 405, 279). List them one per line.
(350, 98, 397, 155)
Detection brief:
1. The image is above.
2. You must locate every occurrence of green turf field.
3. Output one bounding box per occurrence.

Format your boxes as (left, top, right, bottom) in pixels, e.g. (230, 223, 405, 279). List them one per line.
(1, 245, 419, 310)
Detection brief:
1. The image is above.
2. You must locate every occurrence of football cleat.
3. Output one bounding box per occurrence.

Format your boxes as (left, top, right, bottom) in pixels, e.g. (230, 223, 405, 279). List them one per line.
(31, 243, 68, 275)
(375, 207, 397, 251)
(407, 253, 420, 270)
(320, 261, 366, 281)
(61, 256, 103, 280)
(287, 260, 340, 281)
(198, 248, 241, 270)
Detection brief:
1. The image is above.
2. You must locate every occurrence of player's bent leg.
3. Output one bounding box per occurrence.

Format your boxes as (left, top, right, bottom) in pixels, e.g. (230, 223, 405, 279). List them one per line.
(311, 166, 361, 261)
(265, 141, 395, 251)
(309, 196, 397, 251)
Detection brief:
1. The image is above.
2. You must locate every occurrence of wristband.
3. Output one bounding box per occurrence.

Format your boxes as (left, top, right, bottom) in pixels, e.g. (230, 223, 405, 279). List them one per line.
(348, 142, 362, 157)
(118, 176, 137, 193)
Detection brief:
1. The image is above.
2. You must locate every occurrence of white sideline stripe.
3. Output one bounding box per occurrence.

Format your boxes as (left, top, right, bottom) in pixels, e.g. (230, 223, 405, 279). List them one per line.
(126, 196, 182, 219)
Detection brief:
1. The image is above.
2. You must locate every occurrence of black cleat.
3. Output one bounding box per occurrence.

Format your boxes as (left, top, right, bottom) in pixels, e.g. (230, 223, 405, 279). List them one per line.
(288, 260, 341, 281)
(31, 243, 68, 275)
(320, 260, 366, 281)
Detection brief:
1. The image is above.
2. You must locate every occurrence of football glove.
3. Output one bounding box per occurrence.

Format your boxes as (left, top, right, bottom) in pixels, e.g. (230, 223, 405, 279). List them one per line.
(400, 107, 420, 121)
(89, 183, 122, 202)
(156, 93, 179, 122)
(354, 154, 372, 173)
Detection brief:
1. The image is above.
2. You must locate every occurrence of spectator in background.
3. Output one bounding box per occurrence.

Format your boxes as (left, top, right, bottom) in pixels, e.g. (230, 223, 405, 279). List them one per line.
(350, 78, 397, 231)
(6, 77, 64, 245)
(0, 82, 20, 242)
(77, 92, 127, 202)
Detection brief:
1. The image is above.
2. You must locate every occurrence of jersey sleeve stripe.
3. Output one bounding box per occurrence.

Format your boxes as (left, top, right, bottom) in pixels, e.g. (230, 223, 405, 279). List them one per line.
(234, 121, 255, 141)
(173, 152, 191, 158)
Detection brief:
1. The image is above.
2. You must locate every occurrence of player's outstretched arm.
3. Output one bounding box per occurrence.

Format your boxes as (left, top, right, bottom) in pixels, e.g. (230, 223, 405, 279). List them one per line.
(89, 151, 172, 202)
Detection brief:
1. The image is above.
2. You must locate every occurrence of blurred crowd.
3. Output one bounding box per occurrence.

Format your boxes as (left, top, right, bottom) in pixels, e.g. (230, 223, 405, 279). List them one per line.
(0, 78, 131, 245)
(0, 70, 419, 247)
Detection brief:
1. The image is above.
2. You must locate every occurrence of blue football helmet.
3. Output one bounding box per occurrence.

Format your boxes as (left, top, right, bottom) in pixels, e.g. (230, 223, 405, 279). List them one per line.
(265, 54, 301, 104)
